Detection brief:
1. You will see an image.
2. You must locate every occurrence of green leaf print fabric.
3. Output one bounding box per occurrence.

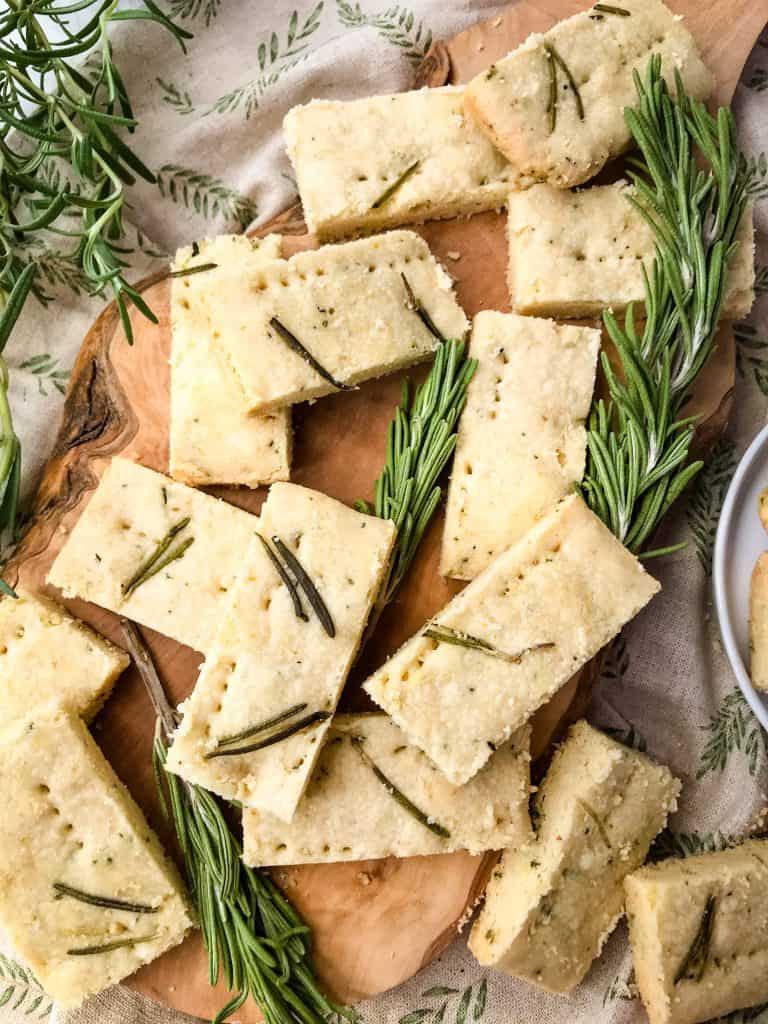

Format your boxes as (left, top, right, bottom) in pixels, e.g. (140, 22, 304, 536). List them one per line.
(2, 4, 768, 1024)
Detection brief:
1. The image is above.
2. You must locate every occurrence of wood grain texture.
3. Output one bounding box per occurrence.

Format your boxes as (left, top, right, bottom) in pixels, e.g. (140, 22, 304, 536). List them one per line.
(6, 0, 762, 1019)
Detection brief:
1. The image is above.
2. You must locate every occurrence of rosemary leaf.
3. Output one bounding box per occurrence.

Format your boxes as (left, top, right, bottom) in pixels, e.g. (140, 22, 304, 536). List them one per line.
(401, 273, 446, 343)
(674, 896, 716, 984)
(351, 737, 450, 839)
(592, 3, 631, 13)
(424, 625, 555, 664)
(215, 702, 309, 748)
(121, 518, 192, 598)
(204, 711, 331, 760)
(169, 262, 218, 279)
(546, 44, 585, 122)
(269, 317, 354, 392)
(53, 883, 158, 915)
(575, 800, 612, 850)
(257, 535, 308, 622)
(271, 535, 335, 638)
(544, 46, 558, 134)
(370, 160, 420, 209)
(67, 934, 158, 956)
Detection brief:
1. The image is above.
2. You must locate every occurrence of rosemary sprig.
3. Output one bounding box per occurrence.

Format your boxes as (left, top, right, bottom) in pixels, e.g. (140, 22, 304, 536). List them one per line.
(257, 535, 308, 623)
(370, 160, 420, 210)
(674, 895, 716, 984)
(205, 711, 331, 760)
(169, 262, 218, 279)
(401, 273, 446, 343)
(121, 517, 193, 598)
(357, 339, 477, 608)
(351, 737, 450, 839)
(580, 57, 750, 554)
(423, 624, 555, 664)
(67, 934, 157, 957)
(120, 620, 350, 1024)
(216, 702, 309, 748)
(53, 882, 158, 915)
(269, 316, 353, 392)
(271, 535, 335, 638)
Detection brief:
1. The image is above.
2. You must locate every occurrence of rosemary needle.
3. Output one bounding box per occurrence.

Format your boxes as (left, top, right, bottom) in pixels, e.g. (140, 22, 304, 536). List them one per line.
(423, 625, 555, 664)
(401, 273, 446, 343)
(214, 702, 309, 748)
(544, 47, 558, 133)
(575, 800, 612, 851)
(370, 160, 420, 209)
(269, 317, 353, 392)
(674, 896, 716, 984)
(205, 711, 331, 760)
(257, 535, 308, 623)
(271, 536, 335, 638)
(169, 262, 218, 279)
(53, 883, 158, 915)
(121, 518, 192, 598)
(352, 737, 450, 839)
(592, 3, 631, 13)
(546, 44, 584, 122)
(67, 934, 158, 957)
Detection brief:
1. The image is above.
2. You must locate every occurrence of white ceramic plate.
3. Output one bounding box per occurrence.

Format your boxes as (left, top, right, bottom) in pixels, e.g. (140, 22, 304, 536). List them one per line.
(714, 423, 768, 730)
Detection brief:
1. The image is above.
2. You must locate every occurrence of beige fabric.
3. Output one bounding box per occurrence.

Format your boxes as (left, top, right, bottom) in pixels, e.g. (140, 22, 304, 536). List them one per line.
(2, 4, 767, 1024)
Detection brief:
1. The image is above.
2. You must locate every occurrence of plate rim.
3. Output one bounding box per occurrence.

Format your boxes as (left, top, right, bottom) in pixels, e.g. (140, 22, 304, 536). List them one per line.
(713, 421, 768, 730)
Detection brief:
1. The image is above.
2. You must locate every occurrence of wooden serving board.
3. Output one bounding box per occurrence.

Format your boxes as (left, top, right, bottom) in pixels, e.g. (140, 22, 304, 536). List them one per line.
(7, 1, 766, 1020)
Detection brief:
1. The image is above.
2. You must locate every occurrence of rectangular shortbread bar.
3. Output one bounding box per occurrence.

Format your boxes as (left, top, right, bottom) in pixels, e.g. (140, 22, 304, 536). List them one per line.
(750, 552, 768, 691)
(184, 230, 469, 413)
(0, 709, 193, 1009)
(469, 720, 680, 992)
(170, 233, 292, 487)
(166, 483, 395, 822)
(242, 714, 532, 866)
(284, 86, 526, 239)
(47, 458, 258, 654)
(506, 183, 755, 320)
(464, 0, 712, 188)
(440, 311, 600, 580)
(364, 494, 660, 785)
(625, 840, 768, 1024)
(0, 589, 129, 723)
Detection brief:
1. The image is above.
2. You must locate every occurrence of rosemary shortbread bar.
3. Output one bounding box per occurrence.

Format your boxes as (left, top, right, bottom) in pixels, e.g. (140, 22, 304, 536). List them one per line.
(284, 87, 526, 239)
(47, 457, 258, 654)
(193, 231, 469, 413)
(170, 233, 292, 488)
(0, 709, 193, 1009)
(242, 714, 532, 866)
(167, 483, 395, 822)
(625, 840, 768, 1024)
(441, 312, 600, 580)
(750, 553, 768, 691)
(0, 589, 128, 723)
(469, 721, 680, 992)
(464, 0, 712, 188)
(364, 494, 659, 785)
(507, 183, 755, 320)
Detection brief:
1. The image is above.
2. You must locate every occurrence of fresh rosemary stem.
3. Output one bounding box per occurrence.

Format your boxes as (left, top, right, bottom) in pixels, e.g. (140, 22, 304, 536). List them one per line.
(580, 56, 751, 554)
(120, 620, 352, 1024)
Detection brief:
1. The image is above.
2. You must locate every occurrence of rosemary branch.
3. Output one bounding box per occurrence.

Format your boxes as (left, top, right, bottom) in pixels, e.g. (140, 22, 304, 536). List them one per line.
(580, 57, 751, 555)
(120, 620, 349, 1024)
(356, 339, 477, 608)
(0, 1, 191, 586)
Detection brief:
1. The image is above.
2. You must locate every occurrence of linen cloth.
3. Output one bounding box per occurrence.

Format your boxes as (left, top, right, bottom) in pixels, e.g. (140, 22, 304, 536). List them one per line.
(2, 2, 768, 1023)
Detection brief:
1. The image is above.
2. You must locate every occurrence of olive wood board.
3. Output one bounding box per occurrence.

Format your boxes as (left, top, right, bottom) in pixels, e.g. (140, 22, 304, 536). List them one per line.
(7, 0, 765, 1019)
